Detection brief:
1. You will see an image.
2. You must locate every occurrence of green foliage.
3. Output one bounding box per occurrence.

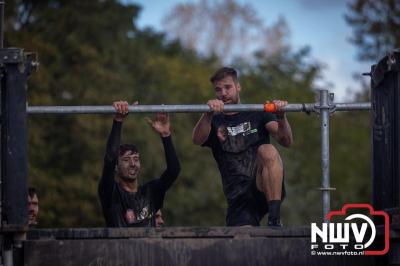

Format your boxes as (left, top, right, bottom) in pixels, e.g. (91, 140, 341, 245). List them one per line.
(5, 0, 371, 227)
(345, 0, 400, 61)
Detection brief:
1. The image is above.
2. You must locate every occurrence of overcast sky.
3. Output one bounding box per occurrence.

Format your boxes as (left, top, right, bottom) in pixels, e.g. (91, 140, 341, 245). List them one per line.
(128, 0, 372, 101)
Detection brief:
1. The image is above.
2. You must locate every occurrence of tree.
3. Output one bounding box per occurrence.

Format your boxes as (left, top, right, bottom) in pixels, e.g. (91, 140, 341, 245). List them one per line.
(5, 0, 225, 227)
(162, 0, 290, 62)
(342, 0, 398, 216)
(345, 0, 400, 61)
(3, 0, 373, 227)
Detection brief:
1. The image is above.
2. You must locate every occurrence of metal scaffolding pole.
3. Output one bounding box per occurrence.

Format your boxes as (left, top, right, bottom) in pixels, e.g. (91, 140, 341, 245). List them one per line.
(318, 90, 333, 222)
(335, 102, 371, 111)
(26, 102, 370, 114)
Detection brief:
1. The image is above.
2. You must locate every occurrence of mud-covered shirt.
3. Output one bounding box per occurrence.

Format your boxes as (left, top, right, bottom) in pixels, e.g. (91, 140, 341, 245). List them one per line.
(203, 112, 276, 204)
(98, 121, 180, 227)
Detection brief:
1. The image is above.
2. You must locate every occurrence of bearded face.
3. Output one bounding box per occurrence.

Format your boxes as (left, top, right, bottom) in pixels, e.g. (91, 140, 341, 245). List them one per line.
(213, 76, 241, 104)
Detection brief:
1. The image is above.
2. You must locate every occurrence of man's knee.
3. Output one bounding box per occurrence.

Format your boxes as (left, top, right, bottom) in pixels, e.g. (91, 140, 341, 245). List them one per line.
(257, 144, 280, 165)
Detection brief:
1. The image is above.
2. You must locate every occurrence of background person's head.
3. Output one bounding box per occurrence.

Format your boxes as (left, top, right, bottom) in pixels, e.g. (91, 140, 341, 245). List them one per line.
(155, 209, 164, 227)
(210, 67, 241, 104)
(117, 144, 140, 182)
(28, 187, 39, 226)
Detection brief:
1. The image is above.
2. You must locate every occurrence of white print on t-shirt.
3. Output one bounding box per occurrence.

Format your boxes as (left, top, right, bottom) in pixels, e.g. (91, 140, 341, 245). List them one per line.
(227, 122, 257, 137)
(137, 206, 149, 221)
(227, 122, 250, 136)
(125, 206, 151, 224)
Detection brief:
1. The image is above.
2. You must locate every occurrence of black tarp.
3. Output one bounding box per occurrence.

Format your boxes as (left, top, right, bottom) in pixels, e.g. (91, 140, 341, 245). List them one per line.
(371, 50, 400, 213)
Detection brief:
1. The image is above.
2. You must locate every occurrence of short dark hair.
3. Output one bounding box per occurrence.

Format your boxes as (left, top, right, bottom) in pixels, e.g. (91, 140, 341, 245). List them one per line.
(210, 67, 239, 84)
(28, 187, 37, 198)
(119, 144, 139, 156)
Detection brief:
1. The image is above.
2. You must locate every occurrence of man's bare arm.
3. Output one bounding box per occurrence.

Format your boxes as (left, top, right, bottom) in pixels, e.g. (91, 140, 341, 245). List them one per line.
(266, 116, 293, 148)
(192, 99, 224, 145)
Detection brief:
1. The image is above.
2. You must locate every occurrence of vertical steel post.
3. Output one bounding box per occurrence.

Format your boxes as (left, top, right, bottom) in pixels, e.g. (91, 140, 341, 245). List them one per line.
(1, 48, 29, 230)
(0, 3, 5, 265)
(0, 48, 34, 266)
(0, 1, 4, 49)
(3, 237, 12, 266)
(319, 90, 331, 222)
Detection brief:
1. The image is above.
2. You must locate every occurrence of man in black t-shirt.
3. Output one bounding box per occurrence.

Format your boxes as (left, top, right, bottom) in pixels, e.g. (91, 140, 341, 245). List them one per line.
(98, 101, 180, 227)
(192, 67, 293, 227)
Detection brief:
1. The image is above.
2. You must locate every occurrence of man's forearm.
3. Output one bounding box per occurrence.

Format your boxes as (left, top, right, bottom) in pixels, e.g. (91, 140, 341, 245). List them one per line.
(105, 119, 122, 161)
(276, 116, 293, 147)
(162, 136, 180, 176)
(99, 119, 122, 205)
(192, 113, 213, 145)
(158, 135, 181, 191)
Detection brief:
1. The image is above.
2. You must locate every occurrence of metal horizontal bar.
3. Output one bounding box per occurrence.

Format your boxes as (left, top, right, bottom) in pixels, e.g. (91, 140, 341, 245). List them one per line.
(27, 104, 263, 114)
(27, 104, 306, 114)
(334, 102, 371, 111)
(26, 102, 371, 114)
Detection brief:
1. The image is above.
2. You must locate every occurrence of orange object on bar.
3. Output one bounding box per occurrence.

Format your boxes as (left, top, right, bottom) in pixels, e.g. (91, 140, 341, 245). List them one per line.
(264, 103, 276, 112)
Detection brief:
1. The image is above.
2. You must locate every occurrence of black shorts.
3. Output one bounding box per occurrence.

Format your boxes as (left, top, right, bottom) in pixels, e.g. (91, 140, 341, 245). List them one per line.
(226, 177, 286, 226)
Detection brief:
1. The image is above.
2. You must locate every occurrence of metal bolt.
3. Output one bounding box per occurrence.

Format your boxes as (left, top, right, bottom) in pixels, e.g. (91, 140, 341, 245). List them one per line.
(329, 93, 334, 102)
(31, 61, 40, 68)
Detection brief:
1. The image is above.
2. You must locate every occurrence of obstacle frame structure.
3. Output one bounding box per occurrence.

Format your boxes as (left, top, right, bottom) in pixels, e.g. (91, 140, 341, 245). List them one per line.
(24, 92, 371, 220)
(0, 3, 399, 263)
(0, 46, 378, 264)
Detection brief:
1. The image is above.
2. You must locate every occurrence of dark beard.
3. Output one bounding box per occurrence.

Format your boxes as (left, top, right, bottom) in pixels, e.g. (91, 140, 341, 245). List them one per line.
(120, 176, 137, 183)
